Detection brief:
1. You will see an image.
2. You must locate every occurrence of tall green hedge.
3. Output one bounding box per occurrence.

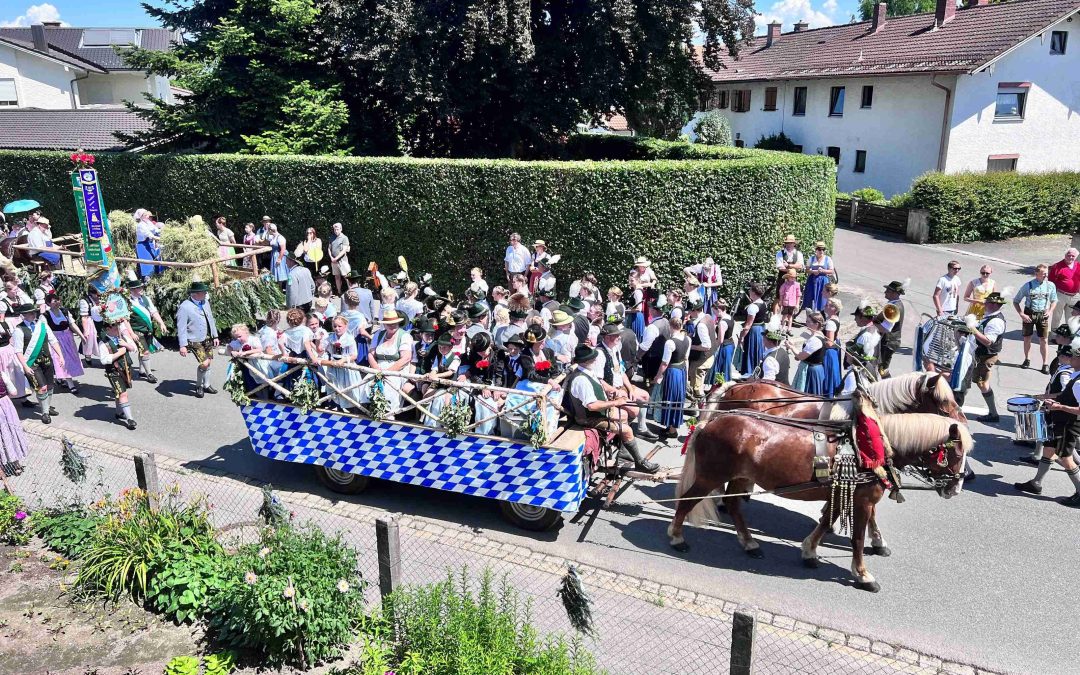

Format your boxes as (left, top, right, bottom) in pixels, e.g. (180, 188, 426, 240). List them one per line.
(910, 171, 1080, 243)
(0, 149, 835, 297)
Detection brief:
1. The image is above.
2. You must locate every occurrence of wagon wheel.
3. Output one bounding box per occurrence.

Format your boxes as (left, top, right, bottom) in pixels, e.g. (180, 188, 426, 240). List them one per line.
(314, 465, 371, 494)
(498, 500, 562, 531)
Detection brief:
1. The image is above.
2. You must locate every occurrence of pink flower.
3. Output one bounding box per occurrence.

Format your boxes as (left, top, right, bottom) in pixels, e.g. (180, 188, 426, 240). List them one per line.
(14, 511, 26, 521)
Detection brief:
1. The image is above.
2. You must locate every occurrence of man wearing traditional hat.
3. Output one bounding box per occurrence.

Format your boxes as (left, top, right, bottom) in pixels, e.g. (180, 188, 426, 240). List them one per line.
(878, 280, 906, 378)
(597, 321, 658, 442)
(547, 310, 577, 371)
(1016, 343, 1080, 507)
(177, 281, 220, 398)
(11, 302, 62, 423)
(98, 307, 140, 430)
(847, 301, 881, 379)
(125, 277, 167, 383)
(952, 290, 1007, 426)
(563, 297, 590, 344)
(565, 343, 659, 473)
(686, 297, 716, 402)
(759, 326, 790, 383)
(465, 303, 492, 340)
(285, 253, 316, 313)
(534, 256, 558, 303)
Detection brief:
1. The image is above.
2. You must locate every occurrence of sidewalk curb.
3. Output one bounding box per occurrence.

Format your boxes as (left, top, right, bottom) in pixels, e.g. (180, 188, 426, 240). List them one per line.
(21, 422, 1001, 675)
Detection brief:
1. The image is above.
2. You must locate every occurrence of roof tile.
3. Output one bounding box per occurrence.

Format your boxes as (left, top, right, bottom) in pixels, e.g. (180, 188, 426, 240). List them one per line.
(0, 109, 149, 151)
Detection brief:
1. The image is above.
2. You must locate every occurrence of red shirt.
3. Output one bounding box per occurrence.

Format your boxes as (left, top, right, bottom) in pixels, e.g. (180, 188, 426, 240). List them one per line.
(1049, 260, 1080, 295)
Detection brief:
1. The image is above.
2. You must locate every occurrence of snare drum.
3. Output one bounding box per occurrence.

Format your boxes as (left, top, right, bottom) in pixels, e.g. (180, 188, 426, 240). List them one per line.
(1007, 396, 1053, 442)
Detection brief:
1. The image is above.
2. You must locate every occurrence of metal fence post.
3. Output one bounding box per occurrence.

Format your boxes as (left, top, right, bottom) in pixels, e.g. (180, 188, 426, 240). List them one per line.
(730, 608, 757, 675)
(376, 516, 401, 602)
(849, 197, 860, 227)
(133, 452, 160, 511)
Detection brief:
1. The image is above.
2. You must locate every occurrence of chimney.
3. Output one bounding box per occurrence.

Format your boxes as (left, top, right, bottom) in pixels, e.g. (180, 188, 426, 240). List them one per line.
(30, 24, 49, 53)
(794, 20, 809, 32)
(766, 21, 782, 47)
(871, 3, 887, 32)
(935, 0, 956, 27)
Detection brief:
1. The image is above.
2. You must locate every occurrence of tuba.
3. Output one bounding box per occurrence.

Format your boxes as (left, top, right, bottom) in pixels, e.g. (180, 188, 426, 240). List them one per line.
(882, 303, 901, 324)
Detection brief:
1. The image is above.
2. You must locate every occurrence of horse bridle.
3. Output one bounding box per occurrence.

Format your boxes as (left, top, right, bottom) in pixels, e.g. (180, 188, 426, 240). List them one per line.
(909, 439, 966, 490)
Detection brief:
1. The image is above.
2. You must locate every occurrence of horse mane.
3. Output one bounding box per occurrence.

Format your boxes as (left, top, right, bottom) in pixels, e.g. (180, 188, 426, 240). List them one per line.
(701, 381, 739, 422)
(879, 413, 974, 459)
(867, 372, 924, 414)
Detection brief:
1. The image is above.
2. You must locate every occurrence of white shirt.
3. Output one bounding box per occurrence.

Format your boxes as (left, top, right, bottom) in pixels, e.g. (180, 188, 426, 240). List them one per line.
(981, 311, 1006, 341)
(761, 347, 780, 380)
(27, 228, 47, 250)
(936, 274, 962, 312)
(537, 272, 556, 294)
(589, 350, 607, 379)
(854, 328, 880, 359)
(570, 366, 603, 406)
(504, 243, 531, 274)
(687, 263, 722, 286)
(824, 317, 839, 337)
(280, 325, 314, 354)
(470, 279, 490, 297)
(801, 334, 823, 355)
(640, 322, 662, 350)
(776, 248, 804, 270)
(136, 219, 159, 242)
(396, 297, 424, 321)
(547, 329, 577, 359)
(691, 318, 712, 350)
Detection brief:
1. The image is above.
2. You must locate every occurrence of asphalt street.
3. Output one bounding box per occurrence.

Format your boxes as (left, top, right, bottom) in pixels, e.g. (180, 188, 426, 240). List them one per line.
(22, 227, 1078, 674)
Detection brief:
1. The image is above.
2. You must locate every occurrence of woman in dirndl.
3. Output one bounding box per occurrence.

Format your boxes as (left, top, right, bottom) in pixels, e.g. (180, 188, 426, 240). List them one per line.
(277, 308, 317, 391)
(800, 241, 835, 314)
(321, 315, 361, 411)
(362, 309, 415, 418)
(266, 223, 290, 291)
(739, 284, 768, 377)
(706, 298, 736, 386)
(633, 257, 659, 322)
(653, 315, 691, 438)
(821, 298, 843, 396)
(43, 292, 84, 392)
(793, 312, 828, 395)
(214, 217, 237, 266)
(0, 369, 28, 474)
(0, 323, 29, 402)
(134, 209, 163, 278)
(626, 271, 647, 342)
(78, 288, 103, 364)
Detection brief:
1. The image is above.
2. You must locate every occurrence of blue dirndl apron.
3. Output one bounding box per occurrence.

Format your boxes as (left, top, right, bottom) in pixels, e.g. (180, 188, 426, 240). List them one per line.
(823, 346, 842, 396)
(136, 239, 163, 277)
(708, 341, 736, 385)
(741, 325, 765, 377)
(802, 363, 827, 395)
(659, 364, 688, 429)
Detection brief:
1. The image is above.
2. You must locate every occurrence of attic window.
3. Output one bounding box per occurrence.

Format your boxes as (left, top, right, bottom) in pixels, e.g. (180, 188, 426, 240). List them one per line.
(81, 29, 137, 47)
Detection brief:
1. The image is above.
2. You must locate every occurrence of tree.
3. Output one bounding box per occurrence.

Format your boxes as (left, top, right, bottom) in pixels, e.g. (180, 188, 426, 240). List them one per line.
(857, 0, 936, 20)
(695, 110, 732, 146)
(754, 131, 798, 152)
(120, 0, 351, 154)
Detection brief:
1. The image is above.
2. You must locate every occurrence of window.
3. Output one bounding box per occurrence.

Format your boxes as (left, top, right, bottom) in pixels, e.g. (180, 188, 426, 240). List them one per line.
(829, 86, 845, 116)
(718, 90, 729, 110)
(861, 86, 873, 109)
(987, 156, 1018, 172)
(793, 145, 804, 154)
(995, 91, 1026, 118)
(764, 87, 778, 111)
(735, 139, 746, 148)
(826, 146, 841, 164)
(854, 150, 867, 173)
(0, 79, 17, 107)
(1050, 30, 1068, 55)
(731, 89, 751, 112)
(81, 29, 137, 47)
(792, 86, 807, 115)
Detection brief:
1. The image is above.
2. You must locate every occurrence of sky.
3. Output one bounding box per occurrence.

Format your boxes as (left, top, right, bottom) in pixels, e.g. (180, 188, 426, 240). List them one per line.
(0, 0, 863, 34)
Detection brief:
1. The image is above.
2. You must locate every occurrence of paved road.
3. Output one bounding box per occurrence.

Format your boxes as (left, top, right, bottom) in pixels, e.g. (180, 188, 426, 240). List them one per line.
(25, 227, 1077, 674)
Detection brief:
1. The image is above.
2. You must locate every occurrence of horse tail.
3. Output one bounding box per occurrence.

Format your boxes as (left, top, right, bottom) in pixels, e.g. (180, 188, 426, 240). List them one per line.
(675, 426, 721, 527)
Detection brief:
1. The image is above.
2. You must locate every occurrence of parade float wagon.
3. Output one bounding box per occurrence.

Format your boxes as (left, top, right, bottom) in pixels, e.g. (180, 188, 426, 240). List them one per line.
(231, 354, 596, 531)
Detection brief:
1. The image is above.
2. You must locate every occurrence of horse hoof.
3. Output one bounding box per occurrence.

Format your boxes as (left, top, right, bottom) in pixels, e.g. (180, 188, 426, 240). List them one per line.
(671, 541, 690, 553)
(802, 557, 820, 569)
(871, 545, 892, 557)
(855, 580, 881, 593)
(745, 547, 764, 559)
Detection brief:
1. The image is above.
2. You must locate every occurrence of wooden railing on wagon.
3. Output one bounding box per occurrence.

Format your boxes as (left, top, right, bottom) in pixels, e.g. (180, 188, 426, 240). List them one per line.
(229, 352, 563, 446)
(12, 239, 273, 286)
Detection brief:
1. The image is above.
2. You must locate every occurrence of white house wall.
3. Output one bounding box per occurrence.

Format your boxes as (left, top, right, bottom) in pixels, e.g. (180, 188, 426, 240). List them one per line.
(946, 15, 1080, 173)
(701, 74, 949, 197)
(79, 71, 155, 107)
(0, 44, 75, 108)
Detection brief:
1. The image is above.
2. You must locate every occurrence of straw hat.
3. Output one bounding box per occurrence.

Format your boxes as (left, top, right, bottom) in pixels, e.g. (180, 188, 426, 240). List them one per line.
(533, 239, 546, 248)
(550, 310, 573, 326)
(380, 309, 405, 325)
(633, 256, 651, 268)
(783, 234, 797, 244)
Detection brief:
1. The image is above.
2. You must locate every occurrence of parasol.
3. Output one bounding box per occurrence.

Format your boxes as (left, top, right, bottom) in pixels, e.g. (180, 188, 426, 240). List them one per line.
(2, 199, 41, 214)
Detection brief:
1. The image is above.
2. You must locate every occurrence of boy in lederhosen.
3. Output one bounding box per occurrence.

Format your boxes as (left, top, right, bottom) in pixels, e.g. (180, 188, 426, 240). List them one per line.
(125, 277, 167, 383)
(99, 317, 140, 430)
(11, 303, 62, 423)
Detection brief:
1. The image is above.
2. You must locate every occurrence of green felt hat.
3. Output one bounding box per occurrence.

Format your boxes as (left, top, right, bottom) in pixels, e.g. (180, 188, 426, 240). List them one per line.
(188, 281, 210, 293)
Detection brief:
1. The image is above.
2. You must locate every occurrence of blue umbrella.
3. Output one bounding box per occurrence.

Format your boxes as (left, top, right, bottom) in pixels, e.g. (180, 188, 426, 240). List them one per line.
(2, 199, 41, 214)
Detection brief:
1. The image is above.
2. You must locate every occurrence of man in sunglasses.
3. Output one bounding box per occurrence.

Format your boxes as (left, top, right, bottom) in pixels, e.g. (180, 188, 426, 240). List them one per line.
(933, 261, 962, 317)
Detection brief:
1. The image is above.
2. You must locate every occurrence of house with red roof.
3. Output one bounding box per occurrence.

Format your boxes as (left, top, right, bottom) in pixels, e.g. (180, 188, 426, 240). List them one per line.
(0, 23, 179, 151)
(695, 0, 1080, 196)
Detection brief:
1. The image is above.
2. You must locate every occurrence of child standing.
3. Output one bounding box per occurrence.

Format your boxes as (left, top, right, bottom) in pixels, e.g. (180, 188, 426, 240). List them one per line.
(778, 269, 802, 330)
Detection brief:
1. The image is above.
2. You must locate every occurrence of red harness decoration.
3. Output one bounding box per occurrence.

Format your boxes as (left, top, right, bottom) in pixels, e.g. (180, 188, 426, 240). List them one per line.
(854, 414, 887, 469)
(681, 424, 696, 456)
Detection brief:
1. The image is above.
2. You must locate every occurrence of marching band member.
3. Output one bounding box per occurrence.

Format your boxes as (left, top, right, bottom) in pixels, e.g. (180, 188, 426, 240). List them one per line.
(125, 277, 167, 383)
(951, 290, 1008, 425)
(878, 280, 907, 378)
(1019, 342, 1077, 467)
(176, 281, 220, 398)
(98, 317, 140, 430)
(11, 302, 62, 424)
(1016, 340, 1080, 507)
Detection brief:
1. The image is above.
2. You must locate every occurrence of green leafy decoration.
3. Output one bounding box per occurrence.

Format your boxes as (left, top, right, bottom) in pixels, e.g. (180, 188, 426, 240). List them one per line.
(258, 484, 289, 529)
(518, 410, 548, 449)
(223, 363, 251, 407)
(289, 370, 320, 414)
(437, 395, 472, 438)
(557, 565, 596, 637)
(368, 375, 391, 421)
(60, 437, 88, 484)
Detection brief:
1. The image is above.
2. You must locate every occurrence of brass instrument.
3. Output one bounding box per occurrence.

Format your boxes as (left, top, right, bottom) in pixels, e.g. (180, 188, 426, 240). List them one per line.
(882, 303, 901, 323)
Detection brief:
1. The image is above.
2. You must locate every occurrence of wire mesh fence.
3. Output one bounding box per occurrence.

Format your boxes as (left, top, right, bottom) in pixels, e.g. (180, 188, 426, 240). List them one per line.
(4, 429, 981, 675)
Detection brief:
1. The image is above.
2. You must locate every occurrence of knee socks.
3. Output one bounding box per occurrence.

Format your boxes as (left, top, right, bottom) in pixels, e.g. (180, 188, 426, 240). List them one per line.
(1068, 466, 1080, 494)
(982, 390, 998, 417)
(196, 366, 207, 388)
(120, 401, 133, 421)
(1032, 457, 1053, 487)
(139, 353, 151, 376)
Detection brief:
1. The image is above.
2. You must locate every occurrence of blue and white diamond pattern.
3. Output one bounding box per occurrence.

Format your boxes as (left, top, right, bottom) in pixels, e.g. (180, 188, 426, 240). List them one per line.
(242, 402, 586, 512)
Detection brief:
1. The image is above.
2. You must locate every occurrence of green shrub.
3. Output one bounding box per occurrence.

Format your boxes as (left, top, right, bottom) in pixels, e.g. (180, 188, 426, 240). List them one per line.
(563, 134, 753, 161)
(754, 131, 799, 153)
(851, 187, 886, 204)
(888, 191, 914, 209)
(147, 549, 229, 624)
(836, 192, 852, 201)
(207, 525, 366, 668)
(693, 110, 733, 146)
(909, 171, 1080, 243)
(364, 568, 600, 675)
(77, 488, 219, 600)
(0, 490, 30, 546)
(0, 150, 833, 295)
(30, 506, 101, 559)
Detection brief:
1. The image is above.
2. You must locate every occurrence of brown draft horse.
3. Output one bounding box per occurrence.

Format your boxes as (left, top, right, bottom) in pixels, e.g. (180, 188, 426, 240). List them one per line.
(667, 412, 972, 592)
(702, 372, 967, 423)
(698, 371, 968, 557)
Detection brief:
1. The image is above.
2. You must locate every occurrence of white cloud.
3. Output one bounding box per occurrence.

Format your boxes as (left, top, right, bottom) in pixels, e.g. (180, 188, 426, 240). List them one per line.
(1, 3, 67, 28)
(756, 0, 838, 33)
